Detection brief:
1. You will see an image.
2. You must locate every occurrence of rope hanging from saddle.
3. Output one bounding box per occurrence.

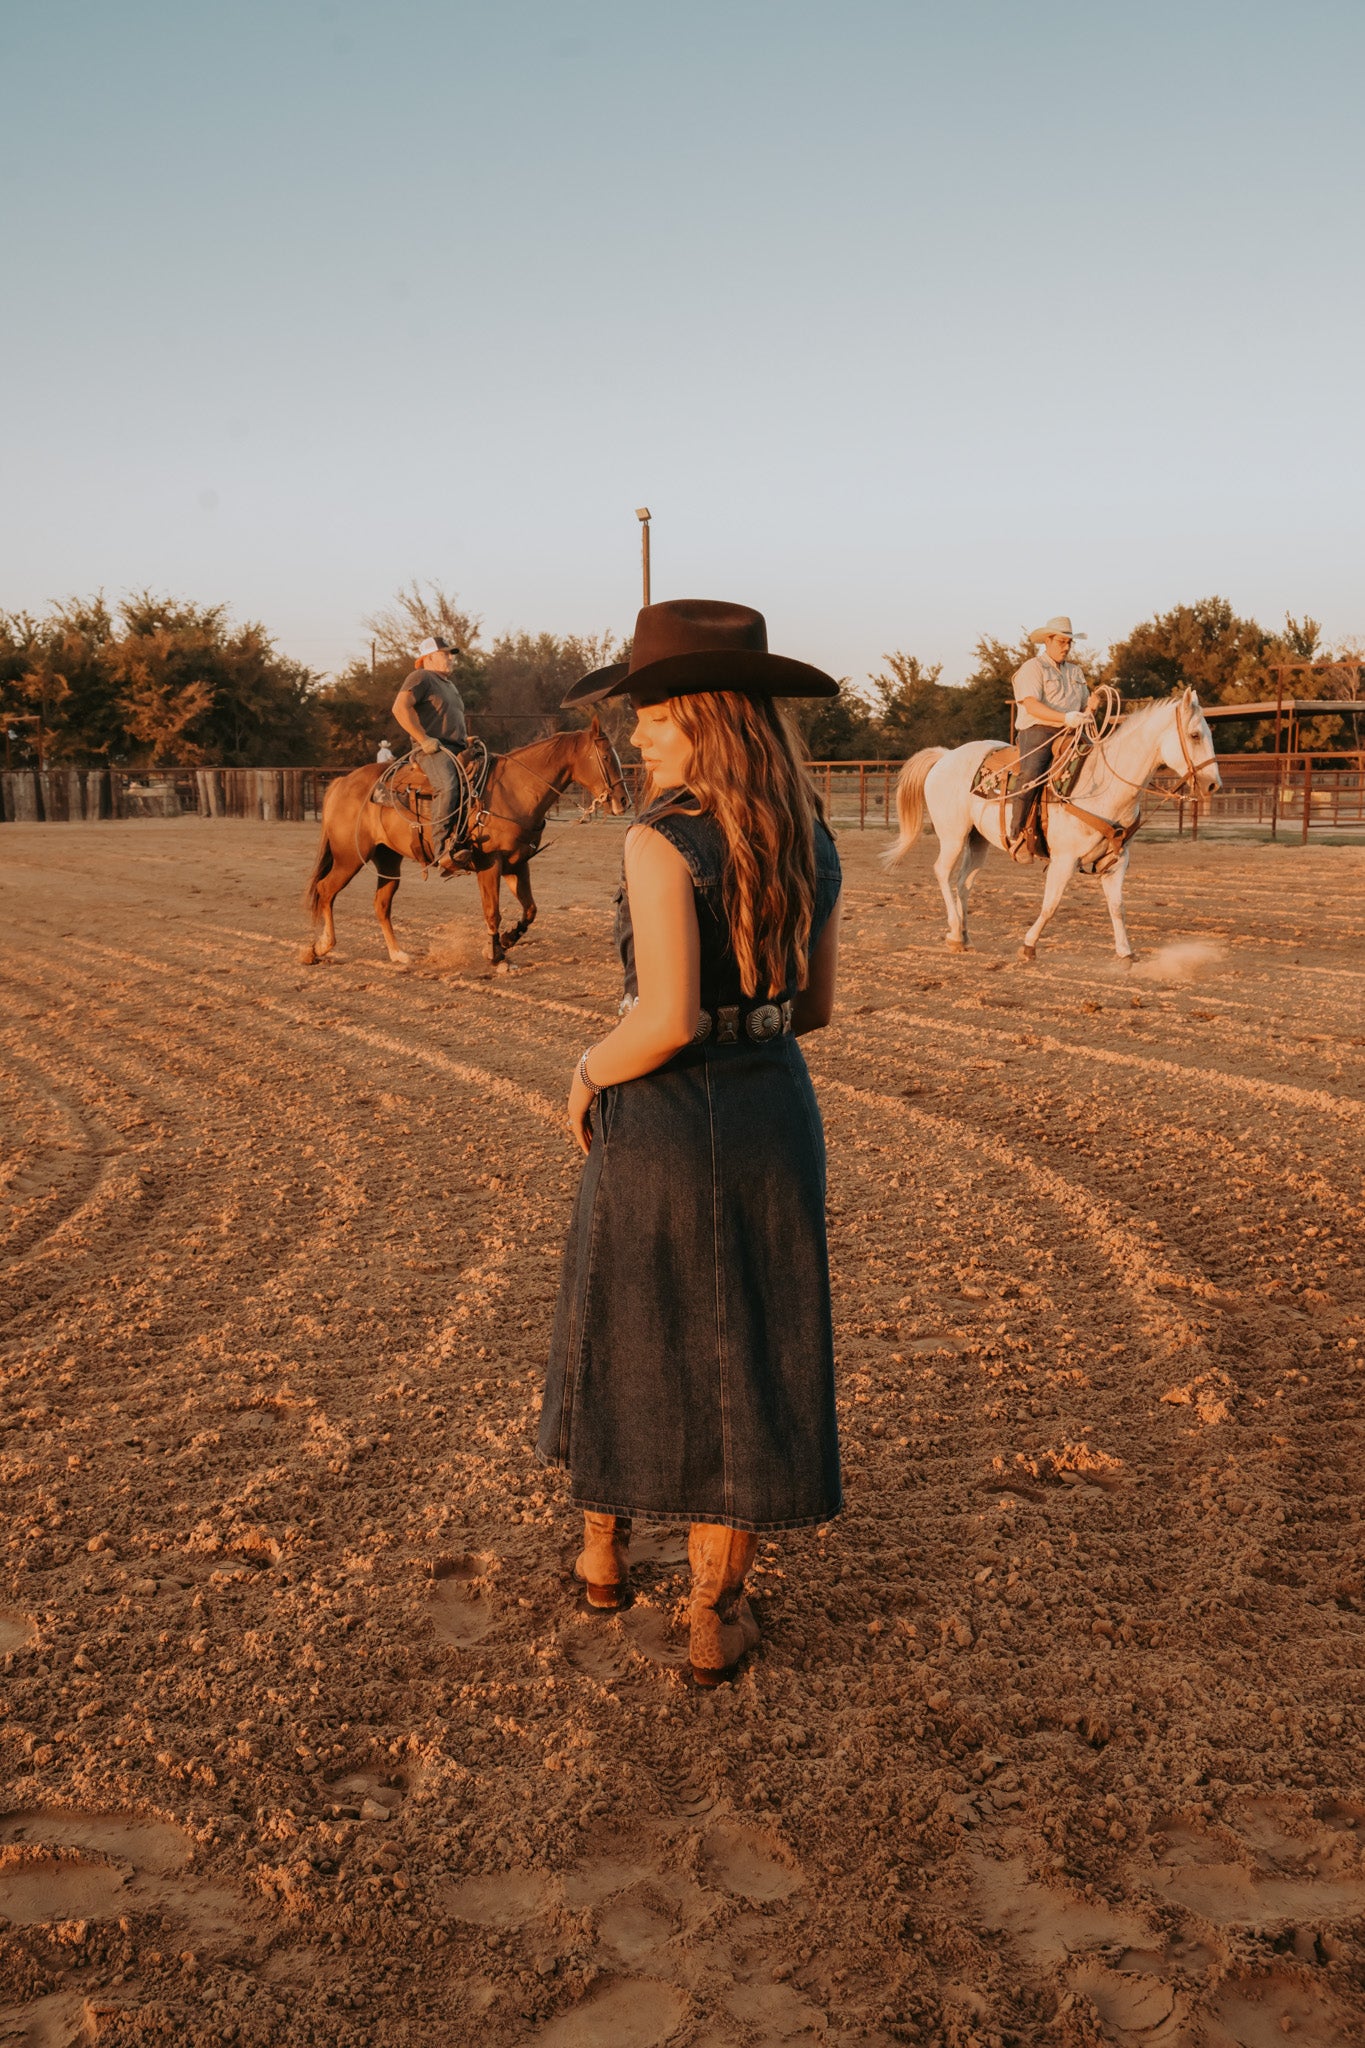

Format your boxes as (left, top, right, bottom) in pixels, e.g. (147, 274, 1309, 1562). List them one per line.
(370, 739, 491, 863)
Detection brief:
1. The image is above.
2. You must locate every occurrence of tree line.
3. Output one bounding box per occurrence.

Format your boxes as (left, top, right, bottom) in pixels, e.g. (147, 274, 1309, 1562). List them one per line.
(1, 585, 1356, 770)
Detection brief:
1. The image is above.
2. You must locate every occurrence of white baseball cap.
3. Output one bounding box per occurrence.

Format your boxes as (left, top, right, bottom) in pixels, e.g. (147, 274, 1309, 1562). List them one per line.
(417, 635, 456, 657)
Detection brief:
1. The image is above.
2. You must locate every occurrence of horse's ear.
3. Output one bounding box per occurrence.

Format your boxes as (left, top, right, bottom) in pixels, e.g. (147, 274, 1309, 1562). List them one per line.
(589, 712, 601, 735)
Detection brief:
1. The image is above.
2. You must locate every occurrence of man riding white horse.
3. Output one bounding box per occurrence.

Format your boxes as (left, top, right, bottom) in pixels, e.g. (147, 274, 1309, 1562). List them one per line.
(1009, 615, 1101, 860)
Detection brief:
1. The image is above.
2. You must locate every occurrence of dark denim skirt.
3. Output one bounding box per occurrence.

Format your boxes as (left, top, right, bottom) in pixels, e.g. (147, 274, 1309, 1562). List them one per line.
(538, 1035, 841, 1532)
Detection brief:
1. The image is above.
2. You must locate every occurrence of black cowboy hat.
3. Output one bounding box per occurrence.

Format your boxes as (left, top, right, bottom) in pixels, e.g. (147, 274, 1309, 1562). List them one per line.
(561, 599, 839, 708)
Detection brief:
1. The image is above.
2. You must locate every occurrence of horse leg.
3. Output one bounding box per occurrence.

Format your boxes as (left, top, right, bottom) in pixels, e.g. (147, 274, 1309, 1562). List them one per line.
(933, 833, 971, 951)
(499, 864, 537, 952)
(310, 851, 362, 960)
(1099, 848, 1134, 961)
(477, 860, 506, 968)
(1019, 855, 1079, 962)
(958, 832, 990, 939)
(371, 846, 409, 965)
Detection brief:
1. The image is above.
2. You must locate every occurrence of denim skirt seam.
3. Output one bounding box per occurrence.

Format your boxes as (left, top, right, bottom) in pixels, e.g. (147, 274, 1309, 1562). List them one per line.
(704, 1060, 736, 1521)
(559, 1089, 613, 1466)
(530, 1469, 842, 1534)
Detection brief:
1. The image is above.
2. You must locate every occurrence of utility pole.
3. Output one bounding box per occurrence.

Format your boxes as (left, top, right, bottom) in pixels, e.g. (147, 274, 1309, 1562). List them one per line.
(635, 507, 652, 608)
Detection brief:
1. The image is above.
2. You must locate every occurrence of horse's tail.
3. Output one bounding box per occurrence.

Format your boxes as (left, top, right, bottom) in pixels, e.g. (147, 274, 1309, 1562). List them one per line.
(305, 824, 334, 921)
(882, 748, 946, 866)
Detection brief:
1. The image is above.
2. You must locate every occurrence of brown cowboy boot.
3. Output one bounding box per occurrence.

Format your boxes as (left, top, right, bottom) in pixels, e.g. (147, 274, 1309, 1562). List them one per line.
(574, 1512, 632, 1610)
(688, 1524, 761, 1686)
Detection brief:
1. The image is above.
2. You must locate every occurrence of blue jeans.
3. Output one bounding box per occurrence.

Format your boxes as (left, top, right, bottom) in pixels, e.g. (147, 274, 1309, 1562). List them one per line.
(422, 745, 462, 855)
(1011, 725, 1056, 841)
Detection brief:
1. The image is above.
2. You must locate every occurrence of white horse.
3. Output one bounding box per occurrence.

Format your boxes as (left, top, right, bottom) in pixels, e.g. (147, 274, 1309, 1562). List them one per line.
(883, 690, 1221, 961)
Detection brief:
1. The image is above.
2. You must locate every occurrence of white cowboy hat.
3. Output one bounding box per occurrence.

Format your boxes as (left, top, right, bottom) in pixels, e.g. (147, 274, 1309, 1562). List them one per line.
(1028, 615, 1086, 645)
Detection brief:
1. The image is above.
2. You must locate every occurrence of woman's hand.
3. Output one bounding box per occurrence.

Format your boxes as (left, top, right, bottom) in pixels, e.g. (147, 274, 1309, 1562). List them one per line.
(567, 1065, 596, 1155)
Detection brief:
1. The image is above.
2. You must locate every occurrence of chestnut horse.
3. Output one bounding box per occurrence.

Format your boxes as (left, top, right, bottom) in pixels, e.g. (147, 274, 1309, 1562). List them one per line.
(303, 720, 629, 968)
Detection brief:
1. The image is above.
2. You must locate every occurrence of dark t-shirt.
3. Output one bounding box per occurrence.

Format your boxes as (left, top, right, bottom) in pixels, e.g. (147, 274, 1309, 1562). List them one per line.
(403, 668, 467, 744)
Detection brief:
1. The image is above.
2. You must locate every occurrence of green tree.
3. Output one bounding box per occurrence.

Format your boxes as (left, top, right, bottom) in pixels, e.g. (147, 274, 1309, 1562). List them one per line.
(865, 653, 948, 755)
(1104, 597, 1267, 704)
(108, 595, 323, 765)
(792, 684, 879, 761)
(1, 593, 322, 766)
(363, 580, 483, 667)
(472, 630, 623, 752)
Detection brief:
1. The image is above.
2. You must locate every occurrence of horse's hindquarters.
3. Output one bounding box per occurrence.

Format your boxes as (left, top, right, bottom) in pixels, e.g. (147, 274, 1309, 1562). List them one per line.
(924, 744, 1012, 856)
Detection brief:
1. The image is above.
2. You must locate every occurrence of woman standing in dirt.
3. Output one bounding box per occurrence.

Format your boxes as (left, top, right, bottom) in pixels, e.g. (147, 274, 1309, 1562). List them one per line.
(538, 599, 844, 1686)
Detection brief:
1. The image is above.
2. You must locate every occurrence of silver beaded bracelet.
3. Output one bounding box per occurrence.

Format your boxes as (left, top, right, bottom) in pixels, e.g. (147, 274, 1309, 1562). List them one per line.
(578, 1049, 600, 1096)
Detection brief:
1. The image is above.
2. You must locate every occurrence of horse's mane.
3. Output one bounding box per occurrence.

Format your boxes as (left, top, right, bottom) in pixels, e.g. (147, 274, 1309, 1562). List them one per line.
(502, 727, 584, 763)
(1120, 691, 1184, 735)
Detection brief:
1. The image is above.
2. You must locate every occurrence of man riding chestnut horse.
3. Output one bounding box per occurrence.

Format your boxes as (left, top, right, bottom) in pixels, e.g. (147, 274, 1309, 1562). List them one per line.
(304, 650, 629, 967)
(391, 634, 471, 874)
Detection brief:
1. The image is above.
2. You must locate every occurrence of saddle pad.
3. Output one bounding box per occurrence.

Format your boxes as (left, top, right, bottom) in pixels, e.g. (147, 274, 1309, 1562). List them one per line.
(370, 761, 432, 816)
(970, 745, 1018, 799)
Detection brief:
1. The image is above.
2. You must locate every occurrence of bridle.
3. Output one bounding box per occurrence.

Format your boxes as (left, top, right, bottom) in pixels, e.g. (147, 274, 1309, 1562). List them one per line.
(470, 730, 631, 840)
(1083, 688, 1218, 803)
(574, 731, 631, 822)
(1171, 693, 1219, 787)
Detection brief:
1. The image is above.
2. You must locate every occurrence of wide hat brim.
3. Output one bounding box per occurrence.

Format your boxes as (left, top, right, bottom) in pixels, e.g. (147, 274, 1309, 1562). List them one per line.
(563, 647, 840, 708)
(1029, 621, 1086, 645)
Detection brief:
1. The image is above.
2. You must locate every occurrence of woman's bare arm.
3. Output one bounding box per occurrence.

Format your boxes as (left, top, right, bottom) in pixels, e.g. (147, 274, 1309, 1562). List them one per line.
(791, 892, 841, 1036)
(566, 827, 699, 1150)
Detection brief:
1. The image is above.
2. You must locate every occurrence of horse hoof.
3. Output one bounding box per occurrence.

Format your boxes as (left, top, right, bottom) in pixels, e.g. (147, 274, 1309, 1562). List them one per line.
(1018, 944, 1037, 963)
(298, 943, 318, 966)
(494, 960, 511, 976)
(945, 937, 967, 954)
(387, 951, 412, 967)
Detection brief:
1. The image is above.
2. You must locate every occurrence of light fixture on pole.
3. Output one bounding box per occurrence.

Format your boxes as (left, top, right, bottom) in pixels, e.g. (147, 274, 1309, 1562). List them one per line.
(635, 507, 651, 607)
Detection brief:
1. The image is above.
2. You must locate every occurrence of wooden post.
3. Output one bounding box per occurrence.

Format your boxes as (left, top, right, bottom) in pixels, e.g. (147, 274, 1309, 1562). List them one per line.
(1176, 793, 1184, 836)
(1301, 756, 1312, 844)
(859, 762, 867, 829)
(1191, 790, 1199, 841)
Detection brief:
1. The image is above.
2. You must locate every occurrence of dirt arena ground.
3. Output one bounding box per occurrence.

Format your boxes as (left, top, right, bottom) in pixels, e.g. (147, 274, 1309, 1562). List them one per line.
(1, 817, 1363, 2048)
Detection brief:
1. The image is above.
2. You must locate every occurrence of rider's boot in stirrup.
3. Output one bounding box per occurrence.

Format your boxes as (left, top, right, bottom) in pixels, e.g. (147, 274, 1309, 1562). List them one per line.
(574, 1512, 632, 1610)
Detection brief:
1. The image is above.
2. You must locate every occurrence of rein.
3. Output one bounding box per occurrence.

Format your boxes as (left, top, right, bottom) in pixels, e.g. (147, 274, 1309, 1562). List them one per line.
(464, 731, 628, 848)
(1059, 693, 1217, 868)
(989, 687, 1218, 872)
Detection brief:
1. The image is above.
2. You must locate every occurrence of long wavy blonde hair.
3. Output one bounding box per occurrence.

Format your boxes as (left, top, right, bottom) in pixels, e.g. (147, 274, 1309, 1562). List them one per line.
(645, 691, 822, 999)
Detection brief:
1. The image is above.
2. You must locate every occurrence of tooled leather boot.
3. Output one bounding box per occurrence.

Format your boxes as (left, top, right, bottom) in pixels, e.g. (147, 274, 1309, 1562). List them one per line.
(574, 1512, 632, 1610)
(688, 1523, 761, 1686)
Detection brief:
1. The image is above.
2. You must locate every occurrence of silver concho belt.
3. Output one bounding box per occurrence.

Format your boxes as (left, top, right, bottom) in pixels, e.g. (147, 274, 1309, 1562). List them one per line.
(619, 993, 793, 1045)
(693, 1000, 793, 1045)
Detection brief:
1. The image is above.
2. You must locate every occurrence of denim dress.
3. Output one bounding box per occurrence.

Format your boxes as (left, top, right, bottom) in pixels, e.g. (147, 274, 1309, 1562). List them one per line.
(538, 798, 843, 1532)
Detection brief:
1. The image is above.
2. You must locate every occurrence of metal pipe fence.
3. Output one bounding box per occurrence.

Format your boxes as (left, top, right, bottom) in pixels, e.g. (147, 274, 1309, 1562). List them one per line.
(4, 753, 1363, 839)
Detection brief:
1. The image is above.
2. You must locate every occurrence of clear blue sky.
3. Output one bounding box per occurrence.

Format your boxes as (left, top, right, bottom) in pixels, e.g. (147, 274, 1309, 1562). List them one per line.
(3, 0, 1361, 687)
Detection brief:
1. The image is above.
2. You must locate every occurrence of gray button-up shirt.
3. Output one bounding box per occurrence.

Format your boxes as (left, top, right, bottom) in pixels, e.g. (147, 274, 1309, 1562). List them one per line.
(1011, 651, 1089, 718)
